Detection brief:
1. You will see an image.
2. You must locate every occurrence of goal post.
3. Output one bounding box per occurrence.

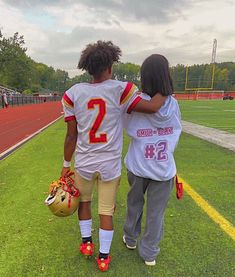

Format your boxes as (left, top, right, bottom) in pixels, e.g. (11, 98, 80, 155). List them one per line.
(185, 39, 217, 92)
(184, 63, 216, 91)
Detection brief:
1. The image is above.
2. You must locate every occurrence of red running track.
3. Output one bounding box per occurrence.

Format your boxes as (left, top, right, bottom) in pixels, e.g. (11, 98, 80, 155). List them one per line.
(0, 102, 63, 154)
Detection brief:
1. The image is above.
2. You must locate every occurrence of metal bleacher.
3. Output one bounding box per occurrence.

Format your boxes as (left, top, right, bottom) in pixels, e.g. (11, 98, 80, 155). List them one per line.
(0, 85, 61, 108)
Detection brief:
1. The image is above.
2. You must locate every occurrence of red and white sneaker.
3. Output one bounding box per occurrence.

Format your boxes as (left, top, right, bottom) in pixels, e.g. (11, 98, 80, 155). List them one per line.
(96, 256, 112, 271)
(79, 241, 94, 256)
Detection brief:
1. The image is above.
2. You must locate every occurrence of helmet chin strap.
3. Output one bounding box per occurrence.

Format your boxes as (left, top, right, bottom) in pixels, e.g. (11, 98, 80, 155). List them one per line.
(45, 172, 80, 217)
(60, 172, 80, 198)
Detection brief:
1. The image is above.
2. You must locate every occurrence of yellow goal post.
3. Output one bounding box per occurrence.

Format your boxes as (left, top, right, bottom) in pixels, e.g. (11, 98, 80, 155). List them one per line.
(185, 63, 216, 91)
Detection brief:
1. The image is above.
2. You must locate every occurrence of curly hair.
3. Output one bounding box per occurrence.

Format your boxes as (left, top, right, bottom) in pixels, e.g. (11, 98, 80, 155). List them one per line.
(78, 40, 122, 77)
(141, 54, 173, 97)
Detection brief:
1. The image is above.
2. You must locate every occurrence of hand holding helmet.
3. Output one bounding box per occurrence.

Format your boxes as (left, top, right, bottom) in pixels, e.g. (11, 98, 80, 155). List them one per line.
(45, 172, 80, 217)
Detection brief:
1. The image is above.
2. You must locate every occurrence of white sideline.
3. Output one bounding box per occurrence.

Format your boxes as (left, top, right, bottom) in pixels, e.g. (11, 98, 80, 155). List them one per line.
(0, 115, 63, 161)
(182, 120, 235, 152)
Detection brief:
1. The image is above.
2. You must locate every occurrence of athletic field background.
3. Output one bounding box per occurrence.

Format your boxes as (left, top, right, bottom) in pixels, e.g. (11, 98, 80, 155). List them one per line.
(0, 100, 234, 276)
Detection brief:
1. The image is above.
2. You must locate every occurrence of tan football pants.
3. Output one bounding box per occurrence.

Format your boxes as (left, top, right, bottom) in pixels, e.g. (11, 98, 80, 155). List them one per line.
(74, 170, 120, 216)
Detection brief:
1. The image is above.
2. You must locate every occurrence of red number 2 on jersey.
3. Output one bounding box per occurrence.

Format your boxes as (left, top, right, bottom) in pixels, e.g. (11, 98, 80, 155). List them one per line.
(88, 98, 107, 143)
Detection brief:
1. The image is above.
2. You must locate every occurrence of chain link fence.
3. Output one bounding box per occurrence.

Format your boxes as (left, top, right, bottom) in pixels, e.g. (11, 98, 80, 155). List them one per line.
(0, 85, 62, 109)
(0, 94, 61, 109)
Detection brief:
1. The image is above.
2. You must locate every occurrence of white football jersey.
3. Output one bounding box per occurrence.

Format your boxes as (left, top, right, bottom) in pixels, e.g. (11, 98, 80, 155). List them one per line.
(124, 94, 182, 181)
(62, 79, 141, 181)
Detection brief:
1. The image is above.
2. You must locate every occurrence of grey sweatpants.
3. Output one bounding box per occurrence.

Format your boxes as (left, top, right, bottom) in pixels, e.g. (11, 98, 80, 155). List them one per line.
(124, 170, 174, 262)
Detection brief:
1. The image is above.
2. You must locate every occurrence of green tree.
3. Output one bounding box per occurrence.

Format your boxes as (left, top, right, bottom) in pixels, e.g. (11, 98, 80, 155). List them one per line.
(170, 64, 186, 91)
(113, 62, 140, 87)
(0, 31, 31, 91)
(54, 69, 69, 92)
(1, 31, 235, 93)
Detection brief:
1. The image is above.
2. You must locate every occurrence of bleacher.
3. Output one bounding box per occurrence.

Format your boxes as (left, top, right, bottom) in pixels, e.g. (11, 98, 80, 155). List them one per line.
(0, 85, 61, 108)
(0, 85, 20, 95)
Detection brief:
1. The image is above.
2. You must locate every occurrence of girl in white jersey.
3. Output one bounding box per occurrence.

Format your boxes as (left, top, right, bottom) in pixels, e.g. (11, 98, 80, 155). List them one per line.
(60, 41, 167, 271)
(123, 54, 182, 266)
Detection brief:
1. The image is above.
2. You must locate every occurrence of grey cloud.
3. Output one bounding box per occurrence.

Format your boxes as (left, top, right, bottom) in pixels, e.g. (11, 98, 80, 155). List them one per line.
(217, 49, 235, 63)
(123, 24, 226, 67)
(3, 0, 198, 23)
(124, 46, 212, 69)
(2, 0, 59, 8)
(30, 25, 146, 75)
(29, 22, 232, 78)
(127, 26, 235, 66)
(102, 19, 121, 26)
(76, 0, 198, 23)
(103, 20, 113, 26)
(112, 19, 121, 26)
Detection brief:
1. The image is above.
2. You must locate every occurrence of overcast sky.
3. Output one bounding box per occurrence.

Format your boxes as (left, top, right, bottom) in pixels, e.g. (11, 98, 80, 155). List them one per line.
(0, 0, 235, 77)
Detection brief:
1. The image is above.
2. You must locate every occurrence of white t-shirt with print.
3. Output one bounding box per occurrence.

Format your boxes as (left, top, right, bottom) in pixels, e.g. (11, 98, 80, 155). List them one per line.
(124, 94, 182, 181)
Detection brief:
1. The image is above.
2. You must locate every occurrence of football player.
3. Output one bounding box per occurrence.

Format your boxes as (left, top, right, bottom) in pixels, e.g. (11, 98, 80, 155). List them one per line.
(61, 41, 166, 271)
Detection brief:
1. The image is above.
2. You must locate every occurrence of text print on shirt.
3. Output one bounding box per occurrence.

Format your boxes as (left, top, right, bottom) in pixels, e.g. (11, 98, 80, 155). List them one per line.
(144, 140, 168, 161)
(137, 127, 173, 137)
(88, 98, 107, 144)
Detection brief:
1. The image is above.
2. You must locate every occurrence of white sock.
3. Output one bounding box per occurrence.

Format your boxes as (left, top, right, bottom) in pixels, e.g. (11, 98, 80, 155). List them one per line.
(99, 228, 114, 254)
(79, 219, 92, 238)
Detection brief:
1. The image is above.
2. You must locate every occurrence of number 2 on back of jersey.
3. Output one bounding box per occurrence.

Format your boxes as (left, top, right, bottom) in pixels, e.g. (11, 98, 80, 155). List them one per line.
(88, 99, 107, 143)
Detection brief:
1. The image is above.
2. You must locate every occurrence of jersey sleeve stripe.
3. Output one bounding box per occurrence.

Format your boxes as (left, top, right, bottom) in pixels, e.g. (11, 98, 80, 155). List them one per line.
(62, 93, 74, 108)
(127, 96, 142, 114)
(64, 115, 76, 122)
(120, 82, 137, 105)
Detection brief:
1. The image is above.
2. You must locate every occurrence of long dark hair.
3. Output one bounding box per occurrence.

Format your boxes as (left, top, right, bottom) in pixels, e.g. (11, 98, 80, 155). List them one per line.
(141, 54, 173, 97)
(78, 40, 121, 77)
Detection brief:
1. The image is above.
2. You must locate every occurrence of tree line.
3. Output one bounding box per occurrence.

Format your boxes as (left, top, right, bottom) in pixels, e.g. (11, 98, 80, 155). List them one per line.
(1, 32, 235, 94)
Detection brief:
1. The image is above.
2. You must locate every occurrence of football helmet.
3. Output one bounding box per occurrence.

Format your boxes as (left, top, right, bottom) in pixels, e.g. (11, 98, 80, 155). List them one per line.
(45, 172, 80, 217)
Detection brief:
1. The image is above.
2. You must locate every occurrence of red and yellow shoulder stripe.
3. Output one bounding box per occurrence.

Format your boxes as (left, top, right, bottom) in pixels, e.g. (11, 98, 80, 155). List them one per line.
(127, 96, 141, 114)
(120, 82, 138, 105)
(62, 92, 74, 108)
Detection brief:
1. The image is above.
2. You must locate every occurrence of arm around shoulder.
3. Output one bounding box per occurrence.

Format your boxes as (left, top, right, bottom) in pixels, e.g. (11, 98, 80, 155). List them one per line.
(132, 93, 167, 114)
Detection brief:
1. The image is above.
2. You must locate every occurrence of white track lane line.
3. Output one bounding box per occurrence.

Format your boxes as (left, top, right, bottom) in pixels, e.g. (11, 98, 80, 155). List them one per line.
(0, 115, 63, 161)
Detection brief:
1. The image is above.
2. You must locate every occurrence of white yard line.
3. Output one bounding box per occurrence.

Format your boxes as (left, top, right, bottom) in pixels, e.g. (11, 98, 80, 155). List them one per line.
(182, 120, 235, 152)
(195, 106, 213, 109)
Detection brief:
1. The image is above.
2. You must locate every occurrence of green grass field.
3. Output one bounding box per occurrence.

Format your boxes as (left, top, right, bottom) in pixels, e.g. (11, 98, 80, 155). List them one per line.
(179, 100, 235, 133)
(1, 106, 234, 277)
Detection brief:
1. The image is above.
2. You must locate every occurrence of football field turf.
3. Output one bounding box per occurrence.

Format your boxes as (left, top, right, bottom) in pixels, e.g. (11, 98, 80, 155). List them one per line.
(0, 106, 234, 276)
(179, 100, 235, 133)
